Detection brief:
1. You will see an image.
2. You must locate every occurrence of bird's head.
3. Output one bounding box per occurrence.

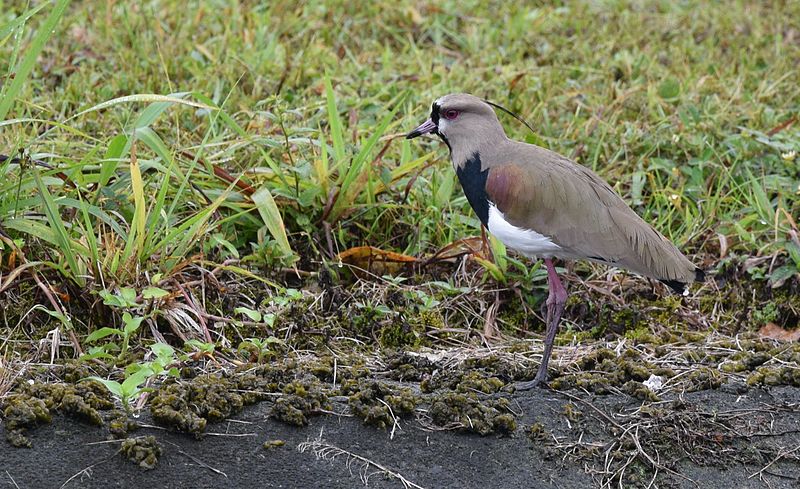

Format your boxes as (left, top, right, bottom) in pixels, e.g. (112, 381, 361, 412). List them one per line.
(406, 94, 508, 156)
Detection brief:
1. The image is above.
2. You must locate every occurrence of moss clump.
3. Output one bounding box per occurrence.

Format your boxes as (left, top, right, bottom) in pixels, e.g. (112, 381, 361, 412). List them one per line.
(59, 393, 104, 426)
(526, 422, 549, 443)
(562, 403, 582, 421)
(344, 380, 418, 430)
(428, 393, 517, 435)
(263, 439, 286, 450)
(2, 380, 113, 447)
(622, 381, 660, 401)
(150, 375, 247, 434)
(421, 369, 506, 394)
(747, 366, 800, 387)
(108, 410, 138, 439)
(150, 378, 235, 435)
(684, 367, 724, 391)
(308, 356, 335, 383)
(3, 397, 51, 447)
(120, 436, 161, 470)
(270, 379, 329, 426)
(576, 348, 617, 371)
(384, 351, 435, 382)
(463, 356, 524, 383)
(234, 363, 295, 404)
(550, 349, 673, 395)
(413, 310, 446, 329)
(58, 362, 94, 383)
(378, 319, 423, 348)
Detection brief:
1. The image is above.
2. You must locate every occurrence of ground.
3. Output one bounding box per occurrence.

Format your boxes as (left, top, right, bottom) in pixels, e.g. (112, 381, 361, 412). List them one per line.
(2, 335, 800, 488)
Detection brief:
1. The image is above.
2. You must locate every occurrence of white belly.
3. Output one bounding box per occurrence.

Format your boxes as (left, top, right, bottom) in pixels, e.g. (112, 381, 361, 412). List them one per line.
(486, 204, 562, 258)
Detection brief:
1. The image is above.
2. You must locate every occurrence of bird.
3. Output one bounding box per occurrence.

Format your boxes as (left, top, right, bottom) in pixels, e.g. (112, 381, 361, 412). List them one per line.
(406, 93, 705, 389)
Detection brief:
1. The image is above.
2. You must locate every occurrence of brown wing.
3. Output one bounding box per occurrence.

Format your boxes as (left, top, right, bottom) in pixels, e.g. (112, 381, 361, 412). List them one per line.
(484, 144, 698, 283)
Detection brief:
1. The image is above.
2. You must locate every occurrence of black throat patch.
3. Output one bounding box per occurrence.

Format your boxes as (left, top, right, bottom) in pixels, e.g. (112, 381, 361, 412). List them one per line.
(430, 102, 440, 126)
(455, 153, 490, 227)
(430, 102, 451, 150)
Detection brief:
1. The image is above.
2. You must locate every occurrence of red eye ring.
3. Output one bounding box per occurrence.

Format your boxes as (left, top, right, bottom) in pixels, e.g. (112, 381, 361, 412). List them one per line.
(443, 109, 459, 120)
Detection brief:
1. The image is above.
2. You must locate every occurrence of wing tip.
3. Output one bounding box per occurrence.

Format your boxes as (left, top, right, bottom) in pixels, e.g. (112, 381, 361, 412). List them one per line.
(695, 268, 706, 283)
(660, 279, 688, 295)
(660, 268, 706, 295)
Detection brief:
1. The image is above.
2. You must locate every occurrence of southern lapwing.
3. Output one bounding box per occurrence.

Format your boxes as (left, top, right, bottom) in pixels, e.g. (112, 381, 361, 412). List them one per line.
(406, 93, 705, 388)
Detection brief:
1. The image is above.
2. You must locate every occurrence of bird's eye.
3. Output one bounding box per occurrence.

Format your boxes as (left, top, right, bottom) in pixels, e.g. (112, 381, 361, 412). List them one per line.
(443, 109, 459, 120)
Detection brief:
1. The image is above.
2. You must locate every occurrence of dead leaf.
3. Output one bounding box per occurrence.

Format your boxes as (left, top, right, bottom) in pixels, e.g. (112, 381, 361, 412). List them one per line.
(717, 233, 728, 259)
(743, 256, 771, 271)
(758, 322, 800, 342)
(337, 246, 417, 277)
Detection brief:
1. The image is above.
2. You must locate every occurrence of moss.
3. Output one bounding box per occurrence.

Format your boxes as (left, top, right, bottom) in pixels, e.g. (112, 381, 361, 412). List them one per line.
(622, 381, 660, 401)
(149, 375, 251, 435)
(108, 410, 138, 438)
(526, 422, 549, 443)
(720, 362, 747, 373)
(463, 356, 523, 383)
(747, 366, 800, 387)
(742, 352, 771, 369)
(1, 380, 113, 447)
(308, 356, 335, 383)
(685, 367, 723, 391)
(263, 439, 286, 450)
(421, 369, 506, 394)
(562, 402, 582, 421)
(59, 362, 94, 383)
(345, 380, 418, 429)
(120, 436, 161, 470)
(2, 397, 51, 447)
(428, 392, 517, 436)
(59, 393, 104, 426)
(384, 351, 435, 381)
(271, 398, 306, 425)
(415, 310, 446, 329)
(270, 379, 329, 426)
(552, 349, 673, 395)
(378, 319, 423, 348)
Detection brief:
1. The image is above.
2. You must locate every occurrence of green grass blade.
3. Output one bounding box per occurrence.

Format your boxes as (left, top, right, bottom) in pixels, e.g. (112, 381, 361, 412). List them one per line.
(325, 75, 346, 166)
(0, 3, 48, 40)
(252, 186, 295, 260)
(327, 91, 408, 223)
(121, 148, 147, 263)
(68, 94, 213, 123)
(0, 0, 70, 122)
(31, 167, 85, 285)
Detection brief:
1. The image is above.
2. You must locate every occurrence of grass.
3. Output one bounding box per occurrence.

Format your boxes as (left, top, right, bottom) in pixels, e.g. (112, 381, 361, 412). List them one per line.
(0, 2, 798, 370)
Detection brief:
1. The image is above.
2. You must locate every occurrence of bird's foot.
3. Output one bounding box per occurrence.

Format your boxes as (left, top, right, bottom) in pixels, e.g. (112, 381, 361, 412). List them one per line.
(515, 374, 549, 391)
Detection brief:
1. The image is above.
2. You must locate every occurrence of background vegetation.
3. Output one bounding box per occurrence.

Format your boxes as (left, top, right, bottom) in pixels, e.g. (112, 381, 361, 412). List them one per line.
(1, 0, 799, 368)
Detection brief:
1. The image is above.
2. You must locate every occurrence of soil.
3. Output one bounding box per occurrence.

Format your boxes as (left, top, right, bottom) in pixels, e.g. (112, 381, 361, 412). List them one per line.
(2, 263, 799, 488)
(1, 352, 799, 489)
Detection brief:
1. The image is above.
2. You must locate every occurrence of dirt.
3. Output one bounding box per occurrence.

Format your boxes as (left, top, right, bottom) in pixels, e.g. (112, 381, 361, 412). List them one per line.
(2, 346, 799, 489)
(2, 262, 799, 487)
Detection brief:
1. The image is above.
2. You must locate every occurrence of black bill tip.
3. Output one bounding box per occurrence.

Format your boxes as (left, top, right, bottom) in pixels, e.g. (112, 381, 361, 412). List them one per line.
(405, 118, 437, 140)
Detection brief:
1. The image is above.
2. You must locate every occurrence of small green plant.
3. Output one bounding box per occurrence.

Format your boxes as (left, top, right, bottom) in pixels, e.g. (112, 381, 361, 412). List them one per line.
(86, 367, 153, 414)
(83, 312, 144, 361)
(85, 343, 178, 413)
(234, 306, 276, 327)
(238, 336, 284, 363)
(99, 287, 139, 308)
(183, 339, 216, 360)
(127, 343, 180, 378)
(768, 240, 800, 288)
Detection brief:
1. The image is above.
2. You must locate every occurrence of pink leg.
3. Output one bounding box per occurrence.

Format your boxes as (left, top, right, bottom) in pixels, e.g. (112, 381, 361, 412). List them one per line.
(517, 258, 568, 390)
